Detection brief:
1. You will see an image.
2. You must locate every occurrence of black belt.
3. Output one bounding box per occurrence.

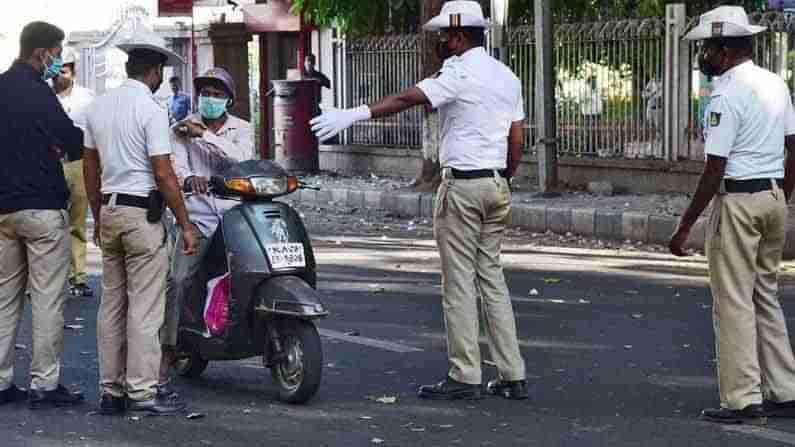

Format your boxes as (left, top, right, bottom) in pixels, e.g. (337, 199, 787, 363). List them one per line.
(449, 168, 507, 179)
(101, 193, 149, 209)
(724, 178, 784, 194)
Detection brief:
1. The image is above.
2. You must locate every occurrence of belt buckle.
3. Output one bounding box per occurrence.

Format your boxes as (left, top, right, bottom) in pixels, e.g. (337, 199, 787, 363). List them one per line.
(108, 193, 118, 208)
(441, 168, 452, 181)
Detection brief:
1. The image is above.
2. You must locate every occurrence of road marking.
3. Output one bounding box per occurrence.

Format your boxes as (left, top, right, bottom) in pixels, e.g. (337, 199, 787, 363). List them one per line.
(723, 425, 795, 445)
(318, 328, 423, 353)
(511, 296, 590, 305)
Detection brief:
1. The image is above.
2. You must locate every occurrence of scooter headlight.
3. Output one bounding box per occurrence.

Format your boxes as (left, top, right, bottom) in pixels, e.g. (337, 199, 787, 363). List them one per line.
(252, 176, 300, 196)
(250, 177, 288, 195)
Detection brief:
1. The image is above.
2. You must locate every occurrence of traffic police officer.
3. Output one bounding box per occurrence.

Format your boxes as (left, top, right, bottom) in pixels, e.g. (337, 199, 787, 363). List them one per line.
(53, 46, 96, 297)
(83, 38, 195, 415)
(671, 6, 795, 424)
(311, 0, 527, 401)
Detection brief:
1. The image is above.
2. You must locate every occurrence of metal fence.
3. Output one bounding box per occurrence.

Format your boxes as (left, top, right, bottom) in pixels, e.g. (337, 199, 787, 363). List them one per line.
(686, 11, 795, 160)
(505, 18, 665, 159)
(333, 34, 423, 148)
(333, 11, 795, 160)
(335, 19, 665, 157)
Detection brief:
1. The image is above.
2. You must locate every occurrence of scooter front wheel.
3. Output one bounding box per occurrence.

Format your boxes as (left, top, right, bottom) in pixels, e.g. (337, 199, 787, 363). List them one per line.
(269, 319, 323, 404)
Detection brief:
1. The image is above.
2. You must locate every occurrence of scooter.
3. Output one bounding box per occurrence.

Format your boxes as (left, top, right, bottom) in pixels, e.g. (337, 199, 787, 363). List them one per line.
(175, 159, 328, 404)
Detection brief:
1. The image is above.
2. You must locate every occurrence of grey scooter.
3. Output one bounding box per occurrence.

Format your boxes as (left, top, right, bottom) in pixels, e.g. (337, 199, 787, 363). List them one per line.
(175, 160, 328, 404)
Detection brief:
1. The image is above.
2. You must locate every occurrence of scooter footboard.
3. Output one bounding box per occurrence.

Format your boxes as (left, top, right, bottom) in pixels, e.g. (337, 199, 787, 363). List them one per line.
(254, 276, 329, 319)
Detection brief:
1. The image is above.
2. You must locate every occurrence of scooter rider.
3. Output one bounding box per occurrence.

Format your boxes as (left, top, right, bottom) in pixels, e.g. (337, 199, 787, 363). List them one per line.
(160, 67, 254, 391)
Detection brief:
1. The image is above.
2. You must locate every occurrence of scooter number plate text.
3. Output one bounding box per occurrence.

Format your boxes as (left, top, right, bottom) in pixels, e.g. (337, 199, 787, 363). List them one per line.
(265, 243, 306, 269)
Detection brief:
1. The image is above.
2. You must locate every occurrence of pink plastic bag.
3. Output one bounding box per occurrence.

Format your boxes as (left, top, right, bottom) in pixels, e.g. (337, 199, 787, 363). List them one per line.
(203, 272, 231, 337)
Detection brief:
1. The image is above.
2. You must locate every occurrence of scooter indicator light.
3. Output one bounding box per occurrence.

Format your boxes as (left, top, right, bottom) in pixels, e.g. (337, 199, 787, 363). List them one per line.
(225, 177, 256, 195)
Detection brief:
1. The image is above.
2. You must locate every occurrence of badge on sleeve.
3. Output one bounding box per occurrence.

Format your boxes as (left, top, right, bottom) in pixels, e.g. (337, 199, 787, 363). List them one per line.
(709, 112, 721, 127)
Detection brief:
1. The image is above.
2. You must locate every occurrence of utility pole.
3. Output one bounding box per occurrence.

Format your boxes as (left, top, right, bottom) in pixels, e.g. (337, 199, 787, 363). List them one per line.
(534, 0, 557, 192)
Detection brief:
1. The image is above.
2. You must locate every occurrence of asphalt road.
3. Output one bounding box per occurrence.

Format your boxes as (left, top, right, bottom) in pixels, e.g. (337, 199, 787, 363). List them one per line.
(4, 221, 795, 446)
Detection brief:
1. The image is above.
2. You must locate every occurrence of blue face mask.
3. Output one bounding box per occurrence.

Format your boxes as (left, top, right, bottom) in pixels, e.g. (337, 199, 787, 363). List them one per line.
(199, 96, 229, 120)
(41, 53, 63, 81)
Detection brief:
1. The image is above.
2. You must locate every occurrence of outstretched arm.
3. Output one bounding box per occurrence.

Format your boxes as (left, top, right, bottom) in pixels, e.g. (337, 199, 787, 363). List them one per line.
(368, 87, 430, 118)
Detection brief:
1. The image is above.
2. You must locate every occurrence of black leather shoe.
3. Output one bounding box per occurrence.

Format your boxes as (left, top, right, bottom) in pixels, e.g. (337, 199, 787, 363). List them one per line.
(99, 393, 127, 415)
(701, 404, 766, 425)
(0, 385, 28, 405)
(486, 379, 528, 400)
(155, 382, 179, 400)
(29, 385, 85, 409)
(764, 399, 795, 418)
(418, 377, 483, 400)
(128, 395, 186, 415)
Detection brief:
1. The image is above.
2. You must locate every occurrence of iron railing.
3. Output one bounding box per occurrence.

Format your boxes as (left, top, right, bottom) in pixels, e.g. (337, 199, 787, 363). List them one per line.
(334, 34, 423, 148)
(505, 18, 665, 158)
(332, 11, 793, 161)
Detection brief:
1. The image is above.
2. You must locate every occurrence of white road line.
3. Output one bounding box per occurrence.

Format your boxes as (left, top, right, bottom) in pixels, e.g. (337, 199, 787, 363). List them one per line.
(318, 328, 423, 353)
(511, 296, 589, 305)
(723, 424, 795, 445)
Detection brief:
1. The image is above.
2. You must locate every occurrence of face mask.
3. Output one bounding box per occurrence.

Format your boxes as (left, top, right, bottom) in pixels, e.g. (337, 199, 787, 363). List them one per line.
(41, 53, 63, 81)
(436, 41, 455, 61)
(304, 62, 313, 73)
(199, 96, 229, 120)
(698, 47, 723, 77)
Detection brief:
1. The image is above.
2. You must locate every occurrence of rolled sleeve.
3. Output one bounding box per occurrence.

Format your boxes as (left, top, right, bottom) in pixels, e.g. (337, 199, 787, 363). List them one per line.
(170, 132, 193, 184)
(703, 95, 738, 159)
(416, 63, 464, 109)
(786, 96, 795, 137)
(84, 119, 96, 149)
(513, 90, 525, 122)
(145, 107, 173, 157)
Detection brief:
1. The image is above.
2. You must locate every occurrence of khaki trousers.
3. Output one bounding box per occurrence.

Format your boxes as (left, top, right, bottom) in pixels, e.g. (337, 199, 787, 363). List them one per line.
(433, 172, 525, 385)
(63, 160, 88, 285)
(707, 181, 795, 409)
(162, 224, 210, 347)
(0, 210, 70, 391)
(98, 205, 168, 401)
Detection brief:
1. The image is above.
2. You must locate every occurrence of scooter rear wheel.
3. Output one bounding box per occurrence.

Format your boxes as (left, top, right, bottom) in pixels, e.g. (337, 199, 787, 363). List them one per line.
(269, 319, 323, 404)
(175, 345, 209, 379)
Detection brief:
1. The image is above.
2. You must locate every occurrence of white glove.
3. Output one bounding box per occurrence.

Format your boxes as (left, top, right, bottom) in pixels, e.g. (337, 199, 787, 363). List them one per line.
(310, 105, 371, 143)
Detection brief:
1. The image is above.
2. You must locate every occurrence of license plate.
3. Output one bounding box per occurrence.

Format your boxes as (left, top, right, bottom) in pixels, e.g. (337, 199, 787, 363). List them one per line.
(265, 243, 306, 269)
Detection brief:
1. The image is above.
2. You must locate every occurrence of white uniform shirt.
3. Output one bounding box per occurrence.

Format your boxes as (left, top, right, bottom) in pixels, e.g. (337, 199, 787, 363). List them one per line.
(57, 84, 95, 130)
(84, 79, 172, 197)
(416, 47, 524, 171)
(703, 61, 795, 180)
(171, 113, 255, 237)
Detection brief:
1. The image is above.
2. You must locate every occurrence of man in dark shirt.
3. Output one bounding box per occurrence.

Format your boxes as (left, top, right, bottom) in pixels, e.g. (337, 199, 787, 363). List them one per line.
(0, 21, 85, 410)
(303, 54, 331, 90)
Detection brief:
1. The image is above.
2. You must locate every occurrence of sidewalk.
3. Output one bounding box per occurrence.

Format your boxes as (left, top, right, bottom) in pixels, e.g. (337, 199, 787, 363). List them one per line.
(291, 173, 700, 250)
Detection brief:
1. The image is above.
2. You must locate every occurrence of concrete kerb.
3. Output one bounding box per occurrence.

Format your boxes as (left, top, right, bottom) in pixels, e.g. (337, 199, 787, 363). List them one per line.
(293, 186, 709, 251)
(572, 208, 596, 237)
(622, 212, 649, 243)
(397, 193, 422, 217)
(547, 207, 572, 235)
